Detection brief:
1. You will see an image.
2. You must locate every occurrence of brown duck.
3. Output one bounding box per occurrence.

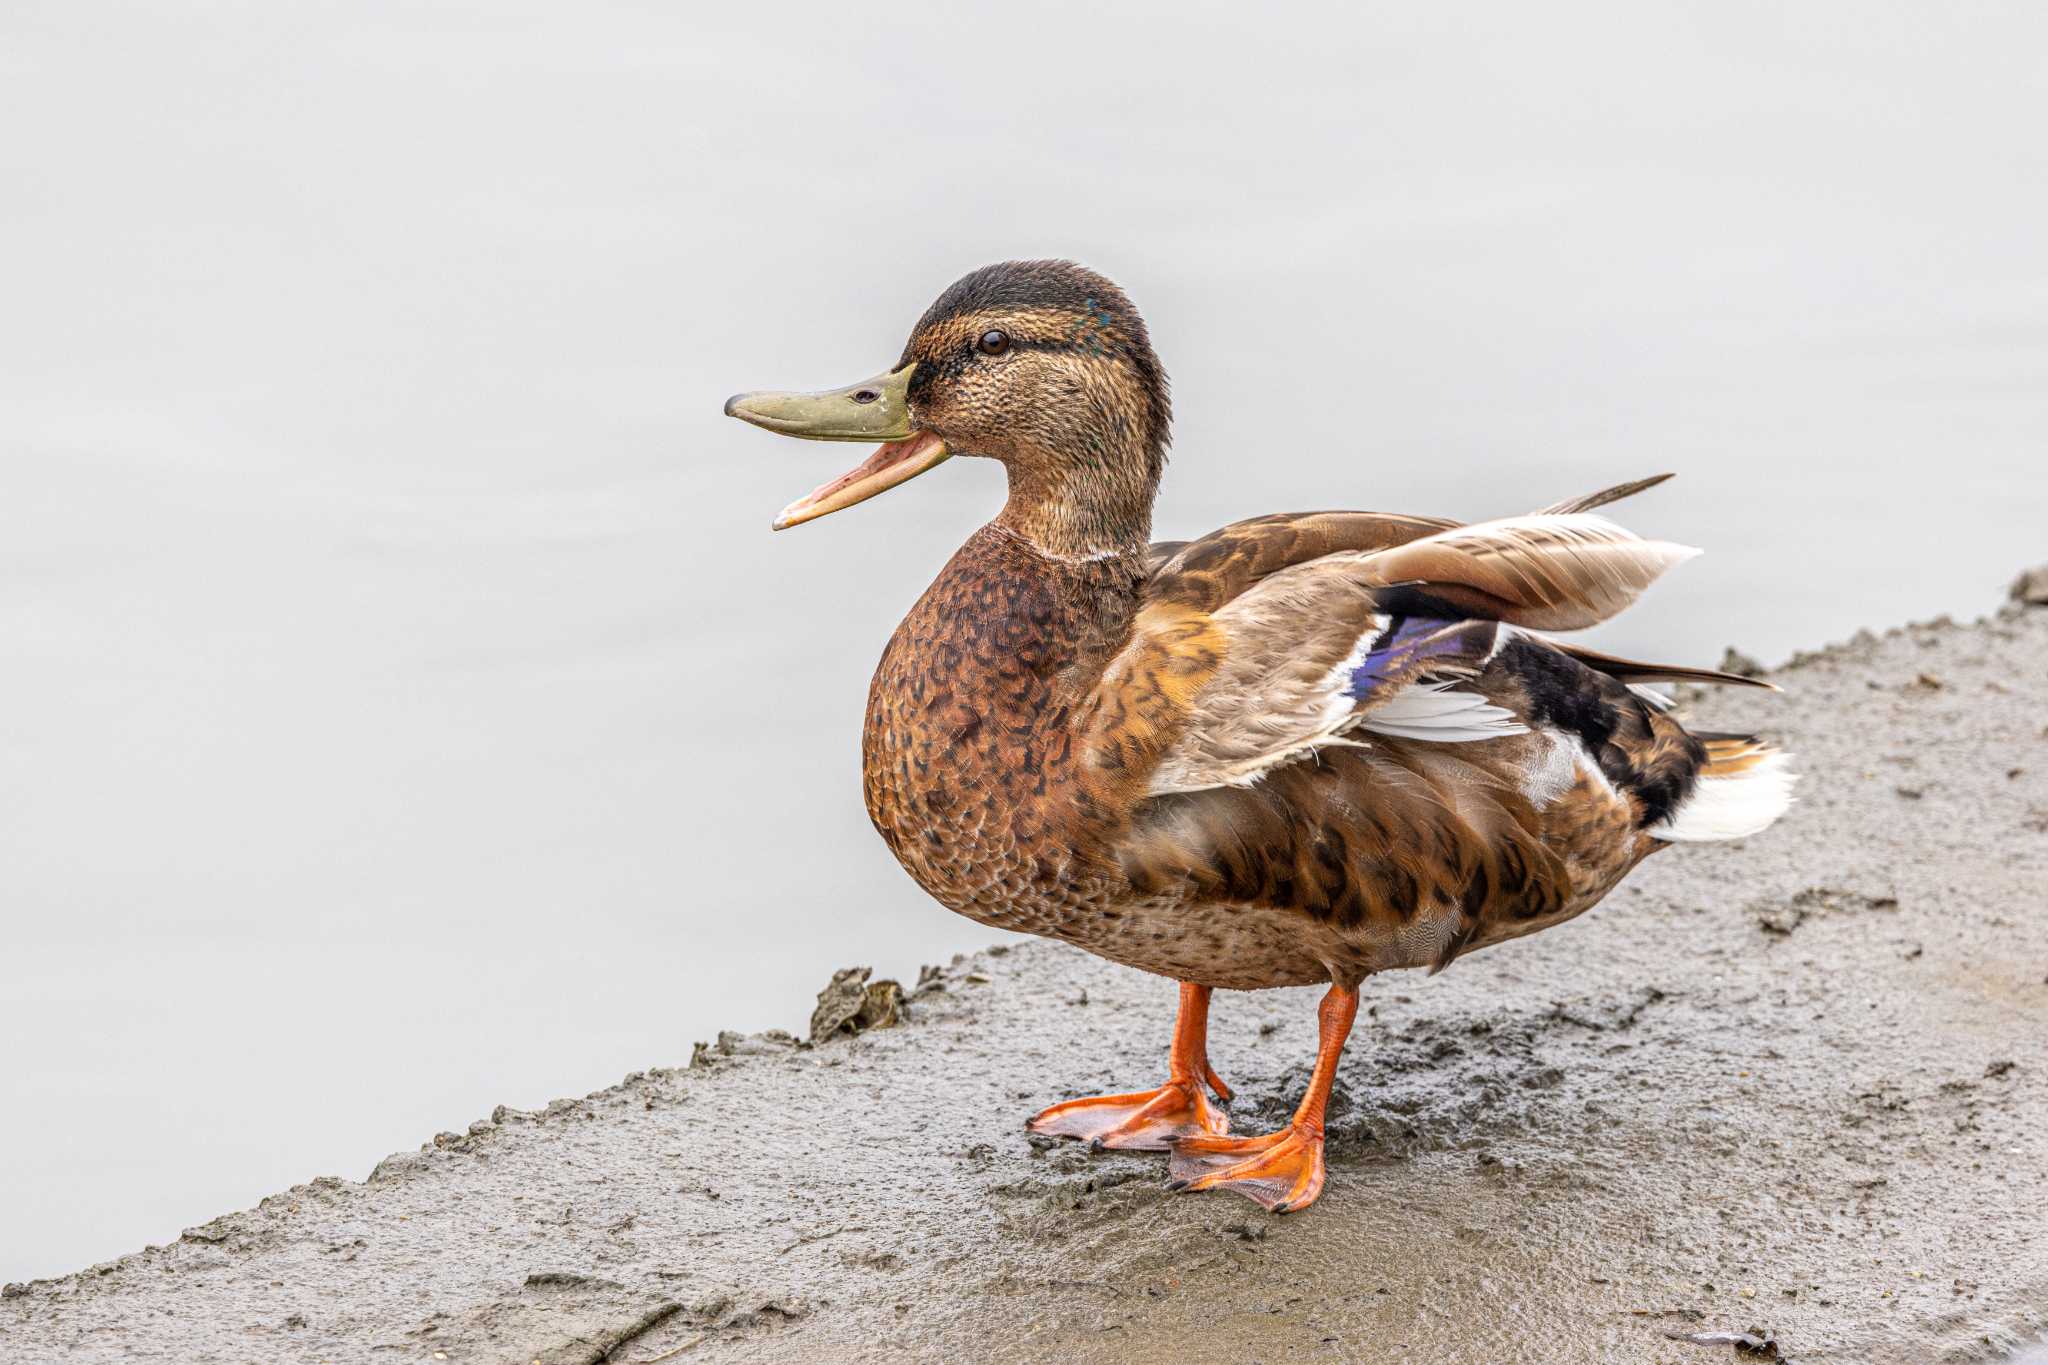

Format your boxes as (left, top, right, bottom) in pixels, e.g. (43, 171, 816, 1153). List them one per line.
(725, 261, 1793, 1213)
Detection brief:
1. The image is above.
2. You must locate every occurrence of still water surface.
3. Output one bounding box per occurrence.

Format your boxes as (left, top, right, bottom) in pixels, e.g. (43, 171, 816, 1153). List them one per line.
(4, 3, 2045, 1281)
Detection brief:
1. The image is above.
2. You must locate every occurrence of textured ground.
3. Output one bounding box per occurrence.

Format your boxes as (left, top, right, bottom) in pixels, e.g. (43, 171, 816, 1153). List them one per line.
(5, 604, 2048, 1365)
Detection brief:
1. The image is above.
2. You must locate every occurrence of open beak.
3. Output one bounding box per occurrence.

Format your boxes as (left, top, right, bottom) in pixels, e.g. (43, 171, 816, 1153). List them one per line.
(723, 361, 951, 530)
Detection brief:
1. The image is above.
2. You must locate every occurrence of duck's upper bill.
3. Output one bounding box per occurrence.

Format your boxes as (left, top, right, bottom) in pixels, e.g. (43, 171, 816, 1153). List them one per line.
(725, 360, 951, 529)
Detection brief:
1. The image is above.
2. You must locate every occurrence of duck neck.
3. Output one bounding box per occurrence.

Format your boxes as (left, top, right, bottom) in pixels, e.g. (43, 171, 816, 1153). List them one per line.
(993, 448, 1159, 564)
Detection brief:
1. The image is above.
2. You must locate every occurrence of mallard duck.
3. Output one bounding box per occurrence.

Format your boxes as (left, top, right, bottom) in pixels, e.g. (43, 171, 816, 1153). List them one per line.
(725, 261, 1793, 1213)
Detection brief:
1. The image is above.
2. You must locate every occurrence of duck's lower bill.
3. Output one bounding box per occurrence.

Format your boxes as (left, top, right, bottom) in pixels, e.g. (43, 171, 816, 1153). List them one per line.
(772, 430, 950, 531)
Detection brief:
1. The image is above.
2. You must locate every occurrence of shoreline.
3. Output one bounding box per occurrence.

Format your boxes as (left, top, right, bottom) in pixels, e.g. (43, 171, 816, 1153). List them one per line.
(6, 598, 2048, 1363)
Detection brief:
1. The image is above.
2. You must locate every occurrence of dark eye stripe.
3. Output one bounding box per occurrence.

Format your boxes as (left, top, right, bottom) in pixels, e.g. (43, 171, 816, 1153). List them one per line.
(909, 335, 1110, 394)
(970, 336, 1095, 359)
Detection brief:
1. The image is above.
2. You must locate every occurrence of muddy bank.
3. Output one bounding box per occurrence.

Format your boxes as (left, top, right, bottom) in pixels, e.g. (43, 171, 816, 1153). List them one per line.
(6, 604, 2048, 1364)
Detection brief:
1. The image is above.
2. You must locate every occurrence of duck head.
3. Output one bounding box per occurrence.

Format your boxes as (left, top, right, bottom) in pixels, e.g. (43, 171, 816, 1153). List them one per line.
(726, 260, 1171, 558)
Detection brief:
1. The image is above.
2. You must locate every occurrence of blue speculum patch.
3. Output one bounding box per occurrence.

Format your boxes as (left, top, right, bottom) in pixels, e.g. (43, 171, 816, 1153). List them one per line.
(1349, 618, 1490, 701)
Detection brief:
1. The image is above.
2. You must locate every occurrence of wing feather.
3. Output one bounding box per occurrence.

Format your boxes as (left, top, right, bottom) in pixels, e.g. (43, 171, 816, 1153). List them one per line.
(1358, 513, 1698, 631)
(1124, 490, 1702, 797)
(1535, 473, 1674, 515)
(1146, 510, 1457, 610)
(1145, 564, 1520, 794)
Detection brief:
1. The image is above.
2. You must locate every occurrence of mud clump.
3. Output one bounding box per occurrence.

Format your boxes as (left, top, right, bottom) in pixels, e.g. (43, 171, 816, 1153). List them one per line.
(2010, 563, 2048, 606)
(1755, 886, 1899, 937)
(808, 965, 905, 1043)
(1719, 645, 1767, 677)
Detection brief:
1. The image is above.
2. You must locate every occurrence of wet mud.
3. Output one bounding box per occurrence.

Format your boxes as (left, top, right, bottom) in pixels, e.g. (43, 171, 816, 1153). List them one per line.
(5, 604, 2048, 1363)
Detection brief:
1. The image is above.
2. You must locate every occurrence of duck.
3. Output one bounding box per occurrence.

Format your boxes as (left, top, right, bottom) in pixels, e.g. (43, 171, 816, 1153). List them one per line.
(724, 260, 1794, 1214)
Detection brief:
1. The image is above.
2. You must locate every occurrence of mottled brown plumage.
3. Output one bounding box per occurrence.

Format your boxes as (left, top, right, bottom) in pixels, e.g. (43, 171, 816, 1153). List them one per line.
(728, 260, 1793, 1213)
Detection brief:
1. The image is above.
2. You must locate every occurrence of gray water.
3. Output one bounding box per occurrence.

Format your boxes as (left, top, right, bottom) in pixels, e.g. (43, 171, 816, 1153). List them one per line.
(3, 2, 2045, 1283)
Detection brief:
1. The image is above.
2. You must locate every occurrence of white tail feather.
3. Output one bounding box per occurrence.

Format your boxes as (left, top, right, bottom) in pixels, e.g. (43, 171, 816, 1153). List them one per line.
(1651, 751, 1798, 842)
(1628, 683, 1676, 712)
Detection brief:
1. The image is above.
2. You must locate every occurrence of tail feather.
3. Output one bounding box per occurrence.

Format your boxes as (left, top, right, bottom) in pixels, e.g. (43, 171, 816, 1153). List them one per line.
(1650, 735, 1797, 842)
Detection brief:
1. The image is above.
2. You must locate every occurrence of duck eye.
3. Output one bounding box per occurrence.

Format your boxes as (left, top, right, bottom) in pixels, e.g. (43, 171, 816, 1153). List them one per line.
(976, 329, 1010, 356)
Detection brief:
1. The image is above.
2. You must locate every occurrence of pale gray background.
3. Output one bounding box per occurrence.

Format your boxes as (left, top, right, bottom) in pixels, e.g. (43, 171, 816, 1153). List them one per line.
(3, 1, 2044, 1282)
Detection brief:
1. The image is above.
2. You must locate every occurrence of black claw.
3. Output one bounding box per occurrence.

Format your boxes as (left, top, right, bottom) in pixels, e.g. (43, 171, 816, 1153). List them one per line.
(1166, 1179, 1190, 1192)
(1087, 1137, 1105, 1153)
(1272, 1202, 1291, 1215)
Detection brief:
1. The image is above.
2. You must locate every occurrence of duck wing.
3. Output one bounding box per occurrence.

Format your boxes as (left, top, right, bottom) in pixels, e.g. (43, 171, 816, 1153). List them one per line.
(1359, 512, 1699, 631)
(1128, 511, 1700, 796)
(1139, 474, 1676, 610)
(1548, 640, 1777, 692)
(1144, 510, 1458, 610)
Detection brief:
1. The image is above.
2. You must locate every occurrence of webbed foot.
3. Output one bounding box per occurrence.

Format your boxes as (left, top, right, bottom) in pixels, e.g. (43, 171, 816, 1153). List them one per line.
(1028, 1075, 1229, 1151)
(1164, 982, 1360, 1214)
(1166, 1123, 1325, 1212)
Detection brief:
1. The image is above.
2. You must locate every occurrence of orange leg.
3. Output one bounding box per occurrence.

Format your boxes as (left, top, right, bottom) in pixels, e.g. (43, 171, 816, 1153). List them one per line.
(1027, 982, 1232, 1151)
(1167, 982, 1358, 1213)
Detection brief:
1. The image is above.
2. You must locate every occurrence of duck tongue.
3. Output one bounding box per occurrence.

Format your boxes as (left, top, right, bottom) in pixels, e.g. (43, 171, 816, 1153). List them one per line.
(772, 430, 950, 530)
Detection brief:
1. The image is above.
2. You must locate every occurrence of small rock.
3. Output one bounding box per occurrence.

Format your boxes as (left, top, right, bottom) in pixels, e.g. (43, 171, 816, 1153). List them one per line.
(2009, 564, 2048, 606)
(1758, 906, 1804, 936)
(1719, 646, 1766, 678)
(367, 1151, 426, 1183)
